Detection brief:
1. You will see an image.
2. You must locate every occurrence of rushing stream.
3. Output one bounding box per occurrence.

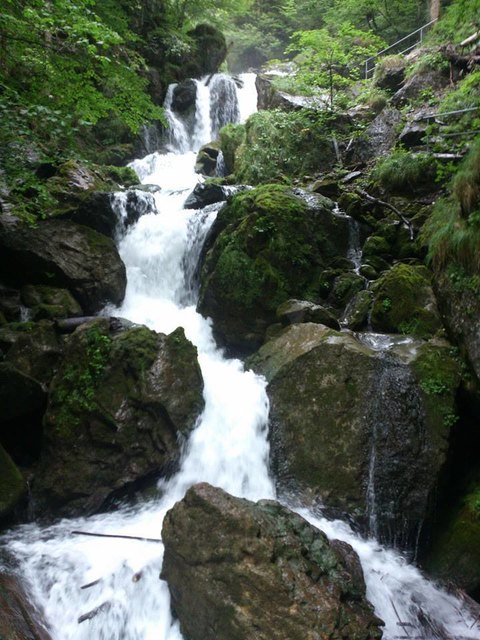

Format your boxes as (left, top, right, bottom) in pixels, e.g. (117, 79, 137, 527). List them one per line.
(2, 73, 479, 640)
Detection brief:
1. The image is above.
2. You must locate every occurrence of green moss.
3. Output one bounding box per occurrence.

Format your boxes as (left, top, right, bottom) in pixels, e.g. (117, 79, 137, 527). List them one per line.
(234, 109, 340, 185)
(0, 443, 26, 518)
(50, 320, 112, 436)
(412, 343, 461, 429)
(202, 185, 343, 319)
(372, 150, 437, 195)
(370, 263, 441, 337)
(219, 123, 246, 176)
(110, 326, 158, 378)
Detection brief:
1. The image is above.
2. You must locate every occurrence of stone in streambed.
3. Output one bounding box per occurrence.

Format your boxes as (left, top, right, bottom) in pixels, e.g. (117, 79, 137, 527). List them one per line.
(248, 323, 461, 547)
(197, 185, 349, 354)
(161, 483, 383, 640)
(33, 319, 204, 517)
(0, 217, 126, 314)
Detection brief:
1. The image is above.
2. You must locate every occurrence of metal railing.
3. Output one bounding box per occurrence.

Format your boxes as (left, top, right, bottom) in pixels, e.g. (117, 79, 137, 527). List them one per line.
(363, 18, 438, 79)
(416, 106, 480, 151)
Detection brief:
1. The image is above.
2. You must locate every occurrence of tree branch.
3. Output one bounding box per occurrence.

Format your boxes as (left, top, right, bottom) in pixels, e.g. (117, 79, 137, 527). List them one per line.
(355, 188, 415, 239)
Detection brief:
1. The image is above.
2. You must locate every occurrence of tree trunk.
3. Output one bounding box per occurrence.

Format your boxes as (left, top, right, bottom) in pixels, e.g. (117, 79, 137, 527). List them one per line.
(430, 0, 441, 21)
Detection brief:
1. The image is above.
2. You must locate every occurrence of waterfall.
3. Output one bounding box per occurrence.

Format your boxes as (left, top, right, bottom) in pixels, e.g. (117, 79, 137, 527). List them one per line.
(2, 72, 479, 640)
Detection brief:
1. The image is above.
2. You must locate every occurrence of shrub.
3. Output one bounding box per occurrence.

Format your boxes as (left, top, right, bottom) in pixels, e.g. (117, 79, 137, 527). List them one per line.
(372, 149, 437, 193)
(234, 109, 343, 184)
(422, 139, 480, 273)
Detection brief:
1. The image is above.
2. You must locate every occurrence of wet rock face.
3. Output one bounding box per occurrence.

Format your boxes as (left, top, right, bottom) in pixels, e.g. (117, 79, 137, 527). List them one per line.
(0, 217, 126, 314)
(33, 319, 205, 517)
(171, 79, 197, 114)
(161, 483, 383, 640)
(248, 324, 461, 548)
(347, 108, 403, 166)
(197, 185, 350, 354)
(0, 573, 53, 640)
(435, 268, 480, 385)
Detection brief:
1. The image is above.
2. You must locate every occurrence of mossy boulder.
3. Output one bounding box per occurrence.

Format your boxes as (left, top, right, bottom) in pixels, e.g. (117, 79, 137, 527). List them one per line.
(434, 266, 480, 386)
(20, 285, 82, 320)
(198, 185, 350, 353)
(276, 299, 339, 330)
(0, 320, 62, 385)
(423, 480, 480, 595)
(0, 363, 46, 426)
(248, 324, 461, 547)
(186, 24, 227, 76)
(162, 483, 383, 640)
(370, 263, 442, 338)
(219, 123, 245, 176)
(0, 217, 126, 314)
(33, 319, 204, 517)
(195, 143, 221, 177)
(0, 444, 27, 520)
(343, 290, 373, 330)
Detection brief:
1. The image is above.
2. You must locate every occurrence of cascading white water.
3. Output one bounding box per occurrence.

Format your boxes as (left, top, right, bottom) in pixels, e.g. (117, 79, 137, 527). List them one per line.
(2, 72, 479, 640)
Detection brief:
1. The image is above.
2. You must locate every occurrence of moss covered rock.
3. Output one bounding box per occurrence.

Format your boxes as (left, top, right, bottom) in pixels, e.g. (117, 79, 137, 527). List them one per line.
(434, 266, 480, 386)
(248, 324, 461, 547)
(162, 483, 383, 640)
(33, 319, 204, 517)
(20, 285, 82, 320)
(0, 444, 26, 520)
(0, 217, 126, 314)
(0, 321, 62, 385)
(195, 143, 221, 177)
(198, 185, 350, 353)
(370, 263, 442, 337)
(423, 480, 480, 595)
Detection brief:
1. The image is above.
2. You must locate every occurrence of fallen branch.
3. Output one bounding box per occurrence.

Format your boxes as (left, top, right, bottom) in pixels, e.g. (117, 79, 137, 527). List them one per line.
(80, 578, 102, 590)
(78, 601, 111, 624)
(355, 188, 414, 240)
(71, 530, 162, 544)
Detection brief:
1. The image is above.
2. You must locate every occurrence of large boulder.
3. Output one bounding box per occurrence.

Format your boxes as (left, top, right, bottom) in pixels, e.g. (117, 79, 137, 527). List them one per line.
(33, 319, 204, 516)
(161, 483, 383, 640)
(20, 285, 82, 321)
(248, 323, 461, 547)
(171, 79, 197, 115)
(370, 263, 442, 338)
(256, 74, 326, 112)
(184, 183, 249, 210)
(0, 216, 126, 314)
(0, 320, 63, 384)
(347, 108, 403, 166)
(60, 188, 156, 238)
(0, 574, 53, 640)
(198, 185, 350, 354)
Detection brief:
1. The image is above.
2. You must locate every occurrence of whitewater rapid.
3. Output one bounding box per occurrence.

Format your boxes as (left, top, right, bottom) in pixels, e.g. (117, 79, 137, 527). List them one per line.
(1, 72, 479, 640)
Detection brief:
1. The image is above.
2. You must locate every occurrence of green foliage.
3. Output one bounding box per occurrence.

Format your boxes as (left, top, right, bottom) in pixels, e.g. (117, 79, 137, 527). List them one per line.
(434, 70, 480, 147)
(412, 344, 461, 428)
(373, 149, 437, 193)
(429, 0, 480, 44)
(405, 50, 449, 79)
(53, 324, 112, 433)
(0, 0, 165, 215)
(219, 123, 246, 175)
(235, 109, 343, 184)
(287, 24, 386, 105)
(423, 139, 480, 273)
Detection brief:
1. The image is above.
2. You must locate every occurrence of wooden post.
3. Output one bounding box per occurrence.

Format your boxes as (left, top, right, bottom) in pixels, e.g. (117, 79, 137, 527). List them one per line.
(430, 0, 441, 22)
